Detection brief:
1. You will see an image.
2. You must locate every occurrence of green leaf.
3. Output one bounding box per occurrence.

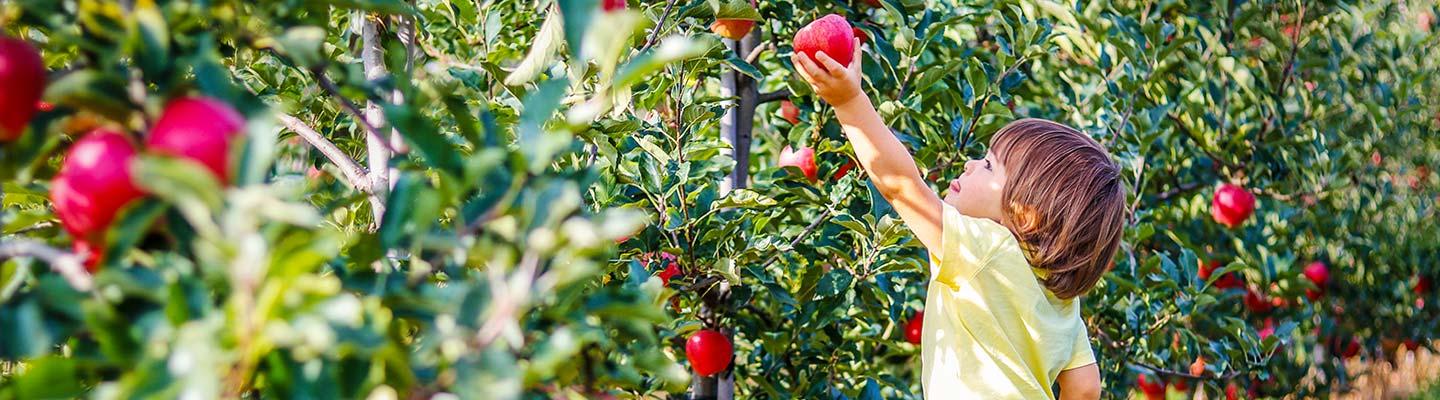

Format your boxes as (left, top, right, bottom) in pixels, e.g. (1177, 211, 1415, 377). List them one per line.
(816, 269, 854, 298)
(708, 0, 761, 21)
(559, 0, 597, 60)
(128, 2, 170, 82)
(275, 26, 328, 68)
(44, 70, 132, 122)
(504, 10, 564, 86)
(385, 104, 464, 177)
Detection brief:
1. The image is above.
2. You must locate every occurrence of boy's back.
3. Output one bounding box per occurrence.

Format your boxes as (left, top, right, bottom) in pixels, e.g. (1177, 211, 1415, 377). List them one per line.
(924, 204, 1093, 398)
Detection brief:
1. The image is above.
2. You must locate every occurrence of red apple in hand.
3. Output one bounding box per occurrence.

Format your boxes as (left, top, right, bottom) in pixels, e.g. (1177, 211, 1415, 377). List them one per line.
(779, 100, 800, 125)
(50, 130, 146, 268)
(779, 145, 818, 182)
(904, 311, 923, 344)
(794, 14, 855, 70)
(147, 97, 245, 185)
(0, 35, 47, 141)
(711, 19, 755, 41)
(1211, 183, 1256, 228)
(685, 329, 733, 376)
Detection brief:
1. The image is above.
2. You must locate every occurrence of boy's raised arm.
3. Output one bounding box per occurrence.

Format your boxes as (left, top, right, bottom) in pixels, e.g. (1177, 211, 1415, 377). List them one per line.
(792, 40, 944, 254)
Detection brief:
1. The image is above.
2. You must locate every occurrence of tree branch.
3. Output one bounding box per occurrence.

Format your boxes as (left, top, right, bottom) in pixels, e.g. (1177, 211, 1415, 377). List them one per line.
(757, 89, 791, 104)
(308, 65, 398, 155)
(277, 113, 371, 193)
(639, 0, 678, 54)
(1157, 181, 1205, 201)
(0, 239, 92, 292)
(759, 208, 834, 269)
(360, 14, 394, 225)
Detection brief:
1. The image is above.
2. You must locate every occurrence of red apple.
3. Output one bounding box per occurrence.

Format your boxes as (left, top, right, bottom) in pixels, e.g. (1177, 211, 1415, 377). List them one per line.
(1173, 378, 1190, 392)
(36, 101, 54, 112)
(50, 130, 145, 247)
(1371, 151, 1383, 167)
(601, 0, 626, 11)
(642, 252, 681, 285)
(904, 311, 923, 344)
(1305, 288, 1322, 301)
(1211, 183, 1256, 228)
(0, 35, 47, 141)
(1225, 382, 1240, 400)
(859, 0, 882, 7)
(833, 161, 856, 180)
(1190, 356, 1206, 376)
(685, 329, 733, 376)
(1417, 275, 1432, 295)
(1341, 337, 1361, 359)
(1136, 374, 1165, 400)
(794, 14, 855, 70)
(146, 97, 245, 185)
(852, 27, 869, 45)
(1404, 339, 1420, 352)
(72, 239, 102, 272)
(1302, 261, 1329, 288)
(1257, 318, 1276, 340)
(779, 145, 818, 182)
(711, 19, 755, 41)
(779, 100, 800, 125)
(1199, 260, 1243, 290)
(1244, 289, 1272, 314)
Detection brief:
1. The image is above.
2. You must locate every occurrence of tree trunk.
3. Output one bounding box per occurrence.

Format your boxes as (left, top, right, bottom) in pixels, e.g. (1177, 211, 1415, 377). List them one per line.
(698, 26, 757, 400)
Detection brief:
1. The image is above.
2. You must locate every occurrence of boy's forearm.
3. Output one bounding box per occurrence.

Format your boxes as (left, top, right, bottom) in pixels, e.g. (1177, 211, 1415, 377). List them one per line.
(831, 96, 928, 193)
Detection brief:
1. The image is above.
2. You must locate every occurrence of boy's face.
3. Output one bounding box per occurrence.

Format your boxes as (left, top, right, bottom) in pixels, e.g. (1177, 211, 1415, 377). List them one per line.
(943, 151, 1007, 221)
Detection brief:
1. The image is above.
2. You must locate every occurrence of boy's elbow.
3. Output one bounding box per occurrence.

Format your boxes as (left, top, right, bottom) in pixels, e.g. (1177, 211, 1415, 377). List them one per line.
(1064, 381, 1102, 400)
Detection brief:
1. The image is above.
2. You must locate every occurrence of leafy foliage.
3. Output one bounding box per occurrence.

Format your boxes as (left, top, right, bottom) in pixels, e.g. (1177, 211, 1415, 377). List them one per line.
(1, 0, 1437, 399)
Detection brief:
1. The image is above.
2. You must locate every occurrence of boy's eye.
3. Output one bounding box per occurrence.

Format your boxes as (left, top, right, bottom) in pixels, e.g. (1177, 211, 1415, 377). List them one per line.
(984, 160, 992, 170)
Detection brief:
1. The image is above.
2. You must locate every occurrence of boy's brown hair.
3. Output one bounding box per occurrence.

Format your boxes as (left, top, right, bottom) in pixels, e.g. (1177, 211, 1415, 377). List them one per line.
(989, 118, 1128, 299)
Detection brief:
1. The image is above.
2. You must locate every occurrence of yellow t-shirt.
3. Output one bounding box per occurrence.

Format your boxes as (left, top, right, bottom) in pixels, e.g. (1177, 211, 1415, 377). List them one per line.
(922, 204, 1095, 399)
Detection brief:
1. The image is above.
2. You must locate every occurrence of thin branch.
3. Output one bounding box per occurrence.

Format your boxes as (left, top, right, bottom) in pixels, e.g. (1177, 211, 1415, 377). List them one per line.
(1132, 362, 1245, 381)
(639, 0, 678, 53)
(757, 89, 791, 104)
(1156, 181, 1205, 201)
(759, 208, 834, 269)
(277, 113, 371, 192)
(309, 66, 398, 155)
(1168, 113, 1239, 171)
(744, 40, 771, 64)
(925, 58, 1031, 178)
(0, 239, 92, 291)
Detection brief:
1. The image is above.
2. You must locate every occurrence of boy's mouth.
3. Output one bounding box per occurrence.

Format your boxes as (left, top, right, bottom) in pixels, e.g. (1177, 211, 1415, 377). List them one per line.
(948, 179, 962, 194)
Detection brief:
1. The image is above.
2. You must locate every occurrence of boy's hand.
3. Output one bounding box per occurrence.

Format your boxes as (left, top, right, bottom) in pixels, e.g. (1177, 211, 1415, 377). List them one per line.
(792, 38, 865, 108)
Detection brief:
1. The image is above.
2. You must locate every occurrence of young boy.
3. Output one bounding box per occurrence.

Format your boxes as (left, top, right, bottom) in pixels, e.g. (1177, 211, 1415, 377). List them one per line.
(793, 39, 1126, 399)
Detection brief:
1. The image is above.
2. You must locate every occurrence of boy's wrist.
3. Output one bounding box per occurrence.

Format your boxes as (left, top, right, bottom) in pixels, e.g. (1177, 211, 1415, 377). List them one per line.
(831, 93, 873, 115)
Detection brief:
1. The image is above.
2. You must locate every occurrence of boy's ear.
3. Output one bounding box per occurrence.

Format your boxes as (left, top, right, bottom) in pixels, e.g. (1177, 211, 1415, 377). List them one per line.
(1009, 202, 1040, 234)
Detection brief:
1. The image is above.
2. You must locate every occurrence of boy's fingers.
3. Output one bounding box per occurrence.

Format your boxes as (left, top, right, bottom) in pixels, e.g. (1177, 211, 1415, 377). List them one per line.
(815, 52, 845, 78)
(795, 54, 826, 82)
(850, 38, 863, 75)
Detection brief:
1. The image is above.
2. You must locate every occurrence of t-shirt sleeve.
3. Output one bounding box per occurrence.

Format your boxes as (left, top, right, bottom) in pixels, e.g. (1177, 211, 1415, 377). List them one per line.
(1065, 323, 1097, 370)
(932, 204, 1010, 287)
